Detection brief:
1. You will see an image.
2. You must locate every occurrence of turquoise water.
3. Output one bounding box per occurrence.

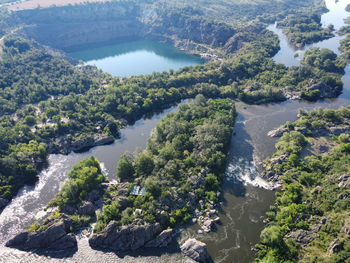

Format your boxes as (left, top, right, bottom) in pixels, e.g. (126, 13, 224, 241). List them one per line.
(68, 40, 204, 77)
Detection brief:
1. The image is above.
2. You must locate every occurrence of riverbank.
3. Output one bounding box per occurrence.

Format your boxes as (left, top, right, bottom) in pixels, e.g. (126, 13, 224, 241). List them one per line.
(256, 106, 350, 262)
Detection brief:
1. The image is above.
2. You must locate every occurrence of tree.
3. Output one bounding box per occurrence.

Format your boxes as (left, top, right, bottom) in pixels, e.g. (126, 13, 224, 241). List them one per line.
(116, 152, 134, 181)
(135, 152, 154, 176)
(24, 115, 36, 126)
(260, 225, 283, 247)
(205, 173, 219, 191)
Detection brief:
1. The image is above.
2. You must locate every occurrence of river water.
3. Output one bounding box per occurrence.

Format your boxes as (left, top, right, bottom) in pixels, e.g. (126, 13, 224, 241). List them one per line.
(0, 0, 349, 262)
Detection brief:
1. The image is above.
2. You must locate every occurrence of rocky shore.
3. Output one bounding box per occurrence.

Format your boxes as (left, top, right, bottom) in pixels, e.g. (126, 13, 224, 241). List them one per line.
(180, 238, 209, 263)
(6, 220, 77, 251)
(48, 133, 116, 155)
(89, 222, 164, 251)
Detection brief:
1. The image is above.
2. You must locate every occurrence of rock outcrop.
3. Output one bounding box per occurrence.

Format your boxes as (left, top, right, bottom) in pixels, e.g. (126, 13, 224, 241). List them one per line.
(328, 238, 340, 254)
(201, 219, 214, 233)
(145, 229, 173, 248)
(338, 173, 350, 189)
(71, 134, 115, 152)
(48, 134, 116, 154)
(6, 221, 77, 251)
(94, 135, 115, 146)
(267, 127, 289, 137)
(78, 201, 96, 216)
(71, 136, 95, 152)
(306, 82, 339, 98)
(287, 229, 315, 245)
(180, 238, 209, 262)
(89, 222, 162, 251)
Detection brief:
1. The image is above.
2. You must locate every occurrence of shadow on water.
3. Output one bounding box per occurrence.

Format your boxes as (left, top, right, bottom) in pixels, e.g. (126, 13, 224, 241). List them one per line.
(224, 111, 260, 190)
(222, 179, 246, 199)
(87, 239, 215, 263)
(20, 247, 78, 259)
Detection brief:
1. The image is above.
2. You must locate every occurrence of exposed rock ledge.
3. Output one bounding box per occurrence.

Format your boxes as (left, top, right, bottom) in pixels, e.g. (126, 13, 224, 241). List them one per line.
(180, 238, 209, 262)
(267, 127, 288, 137)
(71, 134, 115, 152)
(6, 221, 77, 251)
(89, 222, 163, 251)
(48, 133, 116, 154)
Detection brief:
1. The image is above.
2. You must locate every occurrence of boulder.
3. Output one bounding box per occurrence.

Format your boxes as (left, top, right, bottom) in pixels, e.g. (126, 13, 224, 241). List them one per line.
(270, 153, 289, 165)
(295, 213, 311, 223)
(328, 239, 340, 254)
(267, 127, 288, 137)
(89, 222, 162, 251)
(201, 219, 213, 233)
(6, 222, 77, 250)
(180, 238, 209, 263)
(342, 221, 350, 235)
(78, 202, 95, 216)
(145, 229, 173, 248)
(94, 135, 115, 146)
(287, 229, 315, 245)
(338, 173, 350, 188)
(71, 136, 95, 152)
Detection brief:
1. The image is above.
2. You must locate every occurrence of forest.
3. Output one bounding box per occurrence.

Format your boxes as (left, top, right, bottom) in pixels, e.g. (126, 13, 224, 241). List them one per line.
(277, 11, 334, 47)
(255, 106, 350, 263)
(0, 0, 347, 205)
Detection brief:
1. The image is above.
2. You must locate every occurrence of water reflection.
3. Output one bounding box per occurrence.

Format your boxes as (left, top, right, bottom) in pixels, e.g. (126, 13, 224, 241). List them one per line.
(69, 40, 204, 77)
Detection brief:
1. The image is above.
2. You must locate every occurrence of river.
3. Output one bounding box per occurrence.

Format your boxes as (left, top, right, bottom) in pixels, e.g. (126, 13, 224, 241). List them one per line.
(0, 0, 349, 262)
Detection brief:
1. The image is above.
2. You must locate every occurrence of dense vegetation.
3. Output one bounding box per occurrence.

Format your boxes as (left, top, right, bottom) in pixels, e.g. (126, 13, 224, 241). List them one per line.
(94, 97, 236, 232)
(0, 0, 346, 209)
(256, 106, 350, 262)
(48, 156, 105, 210)
(277, 11, 334, 47)
(340, 13, 350, 61)
(29, 157, 106, 233)
(341, 34, 350, 60)
(0, 23, 345, 203)
(0, 38, 112, 201)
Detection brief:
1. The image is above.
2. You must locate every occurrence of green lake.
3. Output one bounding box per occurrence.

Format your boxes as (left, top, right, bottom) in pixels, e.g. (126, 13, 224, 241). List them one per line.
(68, 40, 204, 77)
